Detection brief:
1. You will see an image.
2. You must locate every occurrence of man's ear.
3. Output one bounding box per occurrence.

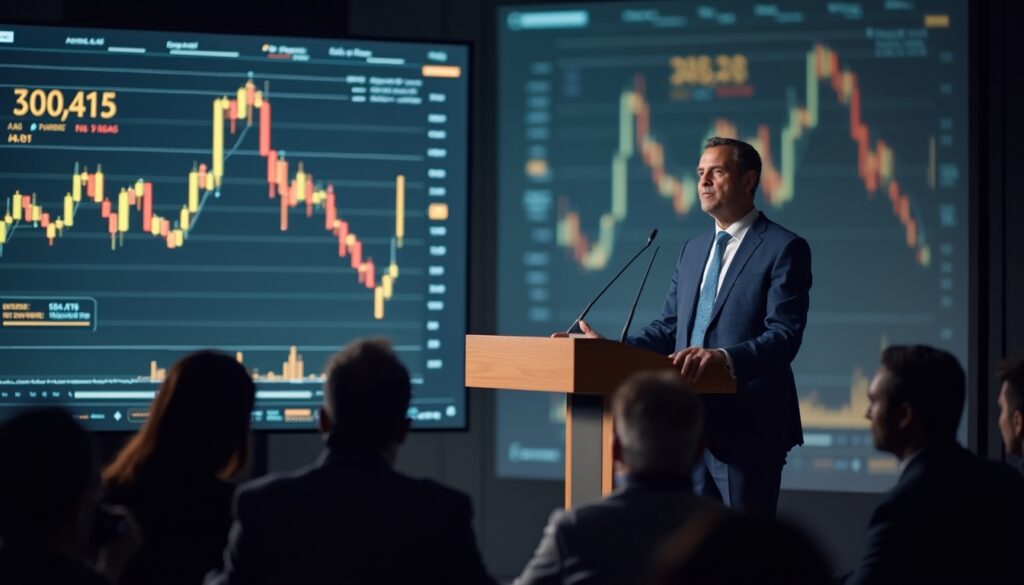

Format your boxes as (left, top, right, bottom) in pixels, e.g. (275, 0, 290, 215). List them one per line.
(896, 401, 915, 431)
(318, 407, 333, 436)
(1013, 410, 1024, 440)
(612, 432, 622, 464)
(743, 169, 757, 196)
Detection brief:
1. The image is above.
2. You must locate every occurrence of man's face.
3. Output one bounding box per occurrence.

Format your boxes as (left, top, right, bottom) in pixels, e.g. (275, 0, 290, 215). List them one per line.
(997, 383, 1022, 456)
(696, 145, 755, 224)
(865, 367, 901, 454)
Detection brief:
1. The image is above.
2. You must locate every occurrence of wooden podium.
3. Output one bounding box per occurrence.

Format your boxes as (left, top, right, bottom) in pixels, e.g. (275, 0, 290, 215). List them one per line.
(465, 335, 735, 507)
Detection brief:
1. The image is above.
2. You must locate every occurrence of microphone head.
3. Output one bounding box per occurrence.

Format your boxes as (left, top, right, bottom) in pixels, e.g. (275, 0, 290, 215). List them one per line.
(647, 228, 658, 244)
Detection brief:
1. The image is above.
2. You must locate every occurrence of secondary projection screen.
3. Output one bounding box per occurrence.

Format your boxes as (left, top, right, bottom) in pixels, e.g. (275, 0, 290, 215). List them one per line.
(0, 23, 469, 430)
(496, 1, 968, 492)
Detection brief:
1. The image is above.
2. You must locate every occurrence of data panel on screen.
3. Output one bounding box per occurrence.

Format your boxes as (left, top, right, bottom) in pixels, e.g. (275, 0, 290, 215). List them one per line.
(497, 1, 967, 492)
(0, 24, 468, 430)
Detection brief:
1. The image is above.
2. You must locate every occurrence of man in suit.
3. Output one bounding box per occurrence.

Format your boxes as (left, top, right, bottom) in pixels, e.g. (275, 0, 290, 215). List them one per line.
(514, 370, 720, 585)
(846, 345, 1024, 585)
(996, 354, 1024, 475)
(578, 137, 811, 514)
(207, 339, 495, 585)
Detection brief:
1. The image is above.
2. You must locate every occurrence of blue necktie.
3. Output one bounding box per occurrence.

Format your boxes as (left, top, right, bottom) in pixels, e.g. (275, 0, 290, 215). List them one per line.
(689, 231, 732, 348)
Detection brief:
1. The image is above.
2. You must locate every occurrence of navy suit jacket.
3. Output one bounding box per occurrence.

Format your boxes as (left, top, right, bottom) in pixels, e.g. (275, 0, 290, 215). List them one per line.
(629, 212, 811, 462)
(206, 447, 496, 585)
(846, 443, 1024, 585)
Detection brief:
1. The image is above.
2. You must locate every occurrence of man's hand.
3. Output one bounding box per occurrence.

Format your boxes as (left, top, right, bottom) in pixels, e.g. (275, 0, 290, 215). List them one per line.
(550, 320, 605, 339)
(578, 320, 604, 338)
(670, 346, 726, 383)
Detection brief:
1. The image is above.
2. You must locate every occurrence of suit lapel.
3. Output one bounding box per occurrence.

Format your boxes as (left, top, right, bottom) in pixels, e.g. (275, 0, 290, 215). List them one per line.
(679, 231, 713, 345)
(708, 213, 766, 326)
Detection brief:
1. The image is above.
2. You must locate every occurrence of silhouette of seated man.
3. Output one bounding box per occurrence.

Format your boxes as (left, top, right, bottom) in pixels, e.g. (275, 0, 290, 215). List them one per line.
(514, 370, 719, 585)
(0, 408, 139, 585)
(207, 338, 495, 585)
(997, 354, 1024, 476)
(847, 345, 1024, 584)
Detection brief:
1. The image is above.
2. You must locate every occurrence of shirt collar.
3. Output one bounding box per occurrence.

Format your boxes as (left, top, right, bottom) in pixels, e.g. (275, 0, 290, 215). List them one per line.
(621, 471, 693, 492)
(715, 207, 759, 243)
(899, 448, 923, 474)
(319, 445, 390, 470)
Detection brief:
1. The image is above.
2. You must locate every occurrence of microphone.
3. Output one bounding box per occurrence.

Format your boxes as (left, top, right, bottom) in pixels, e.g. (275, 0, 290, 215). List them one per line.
(566, 228, 658, 334)
(619, 245, 659, 343)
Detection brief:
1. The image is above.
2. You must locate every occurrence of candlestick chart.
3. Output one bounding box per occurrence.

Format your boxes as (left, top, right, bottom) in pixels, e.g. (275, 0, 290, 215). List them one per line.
(497, 1, 967, 492)
(0, 23, 469, 430)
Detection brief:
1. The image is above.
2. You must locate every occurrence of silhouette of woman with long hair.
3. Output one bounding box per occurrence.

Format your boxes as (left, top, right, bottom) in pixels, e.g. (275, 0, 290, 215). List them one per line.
(104, 350, 255, 585)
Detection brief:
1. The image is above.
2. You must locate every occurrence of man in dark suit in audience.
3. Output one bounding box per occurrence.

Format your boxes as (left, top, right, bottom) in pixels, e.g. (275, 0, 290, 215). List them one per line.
(514, 370, 720, 585)
(847, 345, 1024, 585)
(207, 338, 495, 585)
(997, 354, 1024, 476)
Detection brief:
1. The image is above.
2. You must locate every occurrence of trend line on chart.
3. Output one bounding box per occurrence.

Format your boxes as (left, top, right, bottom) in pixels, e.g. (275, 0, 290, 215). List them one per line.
(555, 43, 931, 271)
(0, 79, 405, 319)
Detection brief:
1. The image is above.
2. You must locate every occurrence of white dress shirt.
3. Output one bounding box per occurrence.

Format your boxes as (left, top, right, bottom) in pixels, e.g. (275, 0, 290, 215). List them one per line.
(699, 206, 760, 295)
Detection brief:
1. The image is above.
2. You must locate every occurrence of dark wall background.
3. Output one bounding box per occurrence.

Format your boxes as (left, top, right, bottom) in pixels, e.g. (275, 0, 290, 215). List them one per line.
(2, 0, 1021, 580)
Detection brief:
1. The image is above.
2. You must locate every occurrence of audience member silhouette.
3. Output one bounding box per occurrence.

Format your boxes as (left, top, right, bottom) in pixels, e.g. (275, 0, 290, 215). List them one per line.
(0, 408, 139, 585)
(206, 338, 495, 585)
(104, 350, 255, 585)
(846, 345, 1024, 584)
(514, 370, 719, 585)
(997, 353, 1024, 475)
(649, 511, 834, 585)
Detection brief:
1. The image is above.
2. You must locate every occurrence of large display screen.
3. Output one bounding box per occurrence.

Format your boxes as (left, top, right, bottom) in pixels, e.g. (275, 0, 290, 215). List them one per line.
(497, 1, 968, 491)
(0, 23, 469, 430)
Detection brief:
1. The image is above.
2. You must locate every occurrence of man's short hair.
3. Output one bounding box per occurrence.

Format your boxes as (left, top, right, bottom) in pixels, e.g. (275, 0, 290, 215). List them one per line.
(880, 345, 965, 442)
(705, 136, 762, 198)
(998, 354, 1024, 415)
(323, 338, 411, 449)
(0, 408, 98, 546)
(612, 370, 703, 475)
